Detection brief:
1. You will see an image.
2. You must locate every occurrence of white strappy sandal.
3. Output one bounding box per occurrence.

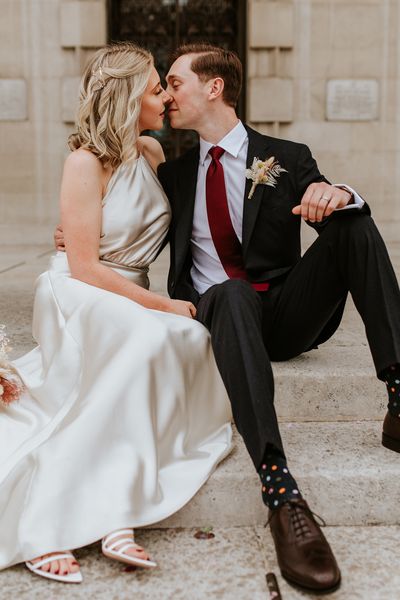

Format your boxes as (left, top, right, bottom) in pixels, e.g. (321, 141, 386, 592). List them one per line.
(25, 552, 83, 583)
(102, 529, 157, 569)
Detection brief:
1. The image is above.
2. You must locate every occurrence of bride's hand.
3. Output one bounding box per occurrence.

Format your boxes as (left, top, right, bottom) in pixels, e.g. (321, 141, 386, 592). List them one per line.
(54, 225, 66, 251)
(164, 299, 197, 319)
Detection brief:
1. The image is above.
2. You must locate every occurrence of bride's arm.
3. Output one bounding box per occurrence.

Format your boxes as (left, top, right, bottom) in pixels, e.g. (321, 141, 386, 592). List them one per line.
(60, 150, 195, 317)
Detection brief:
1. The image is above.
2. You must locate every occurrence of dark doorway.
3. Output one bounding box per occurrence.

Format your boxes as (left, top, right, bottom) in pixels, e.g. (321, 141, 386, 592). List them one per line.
(108, 0, 246, 158)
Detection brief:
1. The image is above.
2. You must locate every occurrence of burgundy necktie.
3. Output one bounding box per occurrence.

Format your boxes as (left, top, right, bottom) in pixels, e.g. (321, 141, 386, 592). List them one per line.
(205, 146, 269, 292)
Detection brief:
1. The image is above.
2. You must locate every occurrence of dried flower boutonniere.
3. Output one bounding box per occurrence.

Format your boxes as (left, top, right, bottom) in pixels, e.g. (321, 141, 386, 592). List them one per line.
(245, 156, 288, 199)
(0, 324, 24, 406)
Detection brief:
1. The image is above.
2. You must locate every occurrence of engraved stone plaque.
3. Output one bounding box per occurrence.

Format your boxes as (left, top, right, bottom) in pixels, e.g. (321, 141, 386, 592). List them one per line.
(326, 80, 379, 121)
(0, 79, 27, 121)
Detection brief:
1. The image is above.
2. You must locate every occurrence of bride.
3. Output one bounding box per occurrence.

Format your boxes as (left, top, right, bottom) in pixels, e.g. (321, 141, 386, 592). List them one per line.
(0, 42, 232, 584)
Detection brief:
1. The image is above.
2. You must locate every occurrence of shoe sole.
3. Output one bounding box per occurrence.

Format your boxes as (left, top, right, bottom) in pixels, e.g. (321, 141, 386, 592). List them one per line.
(26, 562, 82, 583)
(102, 549, 157, 569)
(281, 573, 341, 595)
(382, 432, 400, 453)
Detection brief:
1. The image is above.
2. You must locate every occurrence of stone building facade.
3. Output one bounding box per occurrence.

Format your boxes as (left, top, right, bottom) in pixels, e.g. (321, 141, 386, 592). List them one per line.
(1, 0, 399, 240)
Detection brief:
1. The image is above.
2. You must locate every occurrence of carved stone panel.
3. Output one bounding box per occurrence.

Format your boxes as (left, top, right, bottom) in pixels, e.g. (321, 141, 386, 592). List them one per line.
(326, 80, 379, 121)
(0, 79, 27, 121)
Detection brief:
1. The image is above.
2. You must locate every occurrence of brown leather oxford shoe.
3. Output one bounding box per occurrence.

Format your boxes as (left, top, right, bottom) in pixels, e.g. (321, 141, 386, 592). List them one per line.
(268, 499, 341, 594)
(382, 411, 400, 453)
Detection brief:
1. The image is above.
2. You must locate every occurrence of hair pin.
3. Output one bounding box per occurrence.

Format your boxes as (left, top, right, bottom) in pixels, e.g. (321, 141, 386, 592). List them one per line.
(92, 66, 106, 92)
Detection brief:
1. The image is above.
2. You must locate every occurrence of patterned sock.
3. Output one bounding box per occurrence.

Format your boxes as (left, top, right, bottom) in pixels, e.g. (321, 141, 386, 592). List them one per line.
(258, 449, 302, 510)
(382, 364, 400, 418)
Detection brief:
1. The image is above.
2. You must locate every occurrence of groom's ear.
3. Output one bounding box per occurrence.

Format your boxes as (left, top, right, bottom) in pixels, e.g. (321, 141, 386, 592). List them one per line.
(208, 77, 224, 101)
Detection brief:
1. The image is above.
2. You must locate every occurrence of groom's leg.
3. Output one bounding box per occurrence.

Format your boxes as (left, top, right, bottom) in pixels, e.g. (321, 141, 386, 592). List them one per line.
(265, 213, 400, 374)
(197, 280, 341, 593)
(196, 279, 283, 470)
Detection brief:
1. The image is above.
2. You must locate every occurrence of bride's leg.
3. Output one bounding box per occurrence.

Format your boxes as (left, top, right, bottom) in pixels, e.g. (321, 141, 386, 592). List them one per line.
(30, 552, 80, 575)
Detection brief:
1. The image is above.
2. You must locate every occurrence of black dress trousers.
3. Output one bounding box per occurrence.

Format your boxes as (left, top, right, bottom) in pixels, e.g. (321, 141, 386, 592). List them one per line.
(196, 213, 400, 470)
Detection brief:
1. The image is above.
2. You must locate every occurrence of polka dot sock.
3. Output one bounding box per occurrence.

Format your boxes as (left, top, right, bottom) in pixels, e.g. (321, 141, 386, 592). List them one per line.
(258, 451, 302, 510)
(382, 364, 400, 418)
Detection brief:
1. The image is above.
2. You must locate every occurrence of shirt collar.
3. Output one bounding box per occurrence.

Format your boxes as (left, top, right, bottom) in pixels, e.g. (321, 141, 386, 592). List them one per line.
(199, 120, 248, 165)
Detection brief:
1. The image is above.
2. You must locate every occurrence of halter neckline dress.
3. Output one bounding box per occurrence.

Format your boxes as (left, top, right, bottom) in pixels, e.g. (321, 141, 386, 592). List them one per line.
(0, 155, 232, 569)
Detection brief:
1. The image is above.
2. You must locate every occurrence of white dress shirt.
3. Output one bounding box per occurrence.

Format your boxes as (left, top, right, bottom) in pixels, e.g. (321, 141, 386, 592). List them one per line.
(190, 121, 364, 295)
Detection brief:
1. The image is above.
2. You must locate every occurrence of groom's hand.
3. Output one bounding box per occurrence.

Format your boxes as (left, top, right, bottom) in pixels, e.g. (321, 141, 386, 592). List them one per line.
(54, 224, 66, 251)
(292, 183, 352, 222)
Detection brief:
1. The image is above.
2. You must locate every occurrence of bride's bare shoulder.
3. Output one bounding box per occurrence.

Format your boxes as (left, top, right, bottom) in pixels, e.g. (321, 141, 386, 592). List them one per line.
(137, 136, 165, 171)
(64, 148, 104, 175)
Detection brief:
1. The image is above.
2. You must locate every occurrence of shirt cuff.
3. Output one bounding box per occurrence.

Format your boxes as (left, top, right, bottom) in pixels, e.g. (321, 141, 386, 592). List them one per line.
(333, 184, 365, 210)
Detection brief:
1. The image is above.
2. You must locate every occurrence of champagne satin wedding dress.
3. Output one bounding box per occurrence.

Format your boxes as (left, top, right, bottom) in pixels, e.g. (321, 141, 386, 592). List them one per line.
(0, 155, 232, 570)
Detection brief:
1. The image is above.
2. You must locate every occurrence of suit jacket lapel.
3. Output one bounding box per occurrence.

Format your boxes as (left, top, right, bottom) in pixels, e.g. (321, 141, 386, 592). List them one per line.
(242, 127, 272, 257)
(175, 145, 199, 271)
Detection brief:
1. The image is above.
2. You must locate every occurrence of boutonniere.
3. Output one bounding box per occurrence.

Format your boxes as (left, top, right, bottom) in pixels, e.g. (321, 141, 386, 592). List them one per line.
(245, 156, 288, 199)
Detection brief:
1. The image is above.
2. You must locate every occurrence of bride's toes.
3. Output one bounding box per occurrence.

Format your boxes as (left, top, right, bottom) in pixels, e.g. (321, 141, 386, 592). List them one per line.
(31, 554, 52, 572)
(125, 545, 150, 561)
(67, 558, 80, 573)
(50, 559, 61, 574)
(26, 551, 82, 583)
(30, 552, 80, 575)
(41, 560, 51, 572)
(58, 558, 70, 575)
(102, 529, 156, 568)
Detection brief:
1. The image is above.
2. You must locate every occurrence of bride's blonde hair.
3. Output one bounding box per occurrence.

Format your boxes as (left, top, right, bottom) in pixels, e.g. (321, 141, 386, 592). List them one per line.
(68, 42, 153, 168)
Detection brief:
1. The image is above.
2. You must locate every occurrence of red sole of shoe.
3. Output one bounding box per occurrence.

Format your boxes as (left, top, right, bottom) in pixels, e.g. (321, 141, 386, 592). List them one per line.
(382, 433, 400, 453)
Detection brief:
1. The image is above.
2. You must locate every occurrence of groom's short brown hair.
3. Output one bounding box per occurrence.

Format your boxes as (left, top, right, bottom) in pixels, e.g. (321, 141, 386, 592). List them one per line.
(172, 43, 242, 108)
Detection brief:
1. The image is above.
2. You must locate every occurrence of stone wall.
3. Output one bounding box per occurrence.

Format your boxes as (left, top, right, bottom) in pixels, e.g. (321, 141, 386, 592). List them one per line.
(0, 0, 106, 226)
(0, 0, 399, 240)
(248, 0, 400, 240)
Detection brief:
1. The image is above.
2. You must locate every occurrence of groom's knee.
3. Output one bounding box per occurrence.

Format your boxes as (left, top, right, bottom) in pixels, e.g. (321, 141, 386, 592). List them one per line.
(340, 214, 382, 248)
(327, 214, 380, 247)
(211, 279, 262, 318)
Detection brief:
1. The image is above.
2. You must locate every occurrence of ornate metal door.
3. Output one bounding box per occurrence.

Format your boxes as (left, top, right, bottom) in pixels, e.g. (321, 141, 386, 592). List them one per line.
(108, 0, 246, 158)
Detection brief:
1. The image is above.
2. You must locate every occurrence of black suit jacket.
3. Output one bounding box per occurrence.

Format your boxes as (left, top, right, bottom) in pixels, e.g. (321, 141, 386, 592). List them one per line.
(158, 125, 370, 303)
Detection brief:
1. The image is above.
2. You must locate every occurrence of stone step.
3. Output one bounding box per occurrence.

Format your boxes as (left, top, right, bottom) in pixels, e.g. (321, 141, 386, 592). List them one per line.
(273, 335, 385, 422)
(2, 524, 400, 599)
(158, 420, 400, 529)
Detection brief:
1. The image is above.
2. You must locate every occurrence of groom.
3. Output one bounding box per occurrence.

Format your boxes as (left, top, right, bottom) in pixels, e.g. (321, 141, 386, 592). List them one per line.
(158, 43, 400, 593)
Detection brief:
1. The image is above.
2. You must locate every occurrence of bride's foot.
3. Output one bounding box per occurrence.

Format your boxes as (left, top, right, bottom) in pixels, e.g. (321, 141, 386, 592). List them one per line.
(102, 529, 157, 569)
(25, 551, 82, 583)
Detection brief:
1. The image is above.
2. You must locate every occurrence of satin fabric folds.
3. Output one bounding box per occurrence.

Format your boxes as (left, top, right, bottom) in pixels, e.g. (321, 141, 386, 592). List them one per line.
(0, 155, 232, 569)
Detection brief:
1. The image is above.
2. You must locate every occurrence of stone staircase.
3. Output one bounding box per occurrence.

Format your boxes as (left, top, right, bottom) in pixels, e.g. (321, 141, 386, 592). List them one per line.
(156, 240, 400, 530)
(1, 225, 400, 598)
(161, 317, 400, 530)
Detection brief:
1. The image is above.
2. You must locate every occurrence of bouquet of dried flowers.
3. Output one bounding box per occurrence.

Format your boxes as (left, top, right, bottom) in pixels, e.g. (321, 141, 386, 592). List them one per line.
(0, 324, 24, 405)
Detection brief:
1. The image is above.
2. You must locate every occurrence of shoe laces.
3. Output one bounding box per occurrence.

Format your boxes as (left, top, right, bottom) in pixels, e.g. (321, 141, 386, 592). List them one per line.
(265, 500, 326, 540)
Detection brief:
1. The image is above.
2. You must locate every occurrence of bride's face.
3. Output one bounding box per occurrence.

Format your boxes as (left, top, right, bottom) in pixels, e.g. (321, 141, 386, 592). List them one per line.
(139, 67, 171, 132)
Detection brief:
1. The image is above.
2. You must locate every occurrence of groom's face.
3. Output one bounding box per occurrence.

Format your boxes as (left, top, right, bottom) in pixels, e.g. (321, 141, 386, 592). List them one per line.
(166, 54, 210, 130)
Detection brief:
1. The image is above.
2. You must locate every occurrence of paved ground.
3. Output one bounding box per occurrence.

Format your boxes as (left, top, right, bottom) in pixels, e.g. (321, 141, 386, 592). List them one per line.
(1, 224, 400, 599)
(1, 526, 400, 599)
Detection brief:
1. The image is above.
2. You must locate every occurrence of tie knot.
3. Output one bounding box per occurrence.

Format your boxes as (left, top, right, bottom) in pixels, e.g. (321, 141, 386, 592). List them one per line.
(209, 146, 225, 162)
